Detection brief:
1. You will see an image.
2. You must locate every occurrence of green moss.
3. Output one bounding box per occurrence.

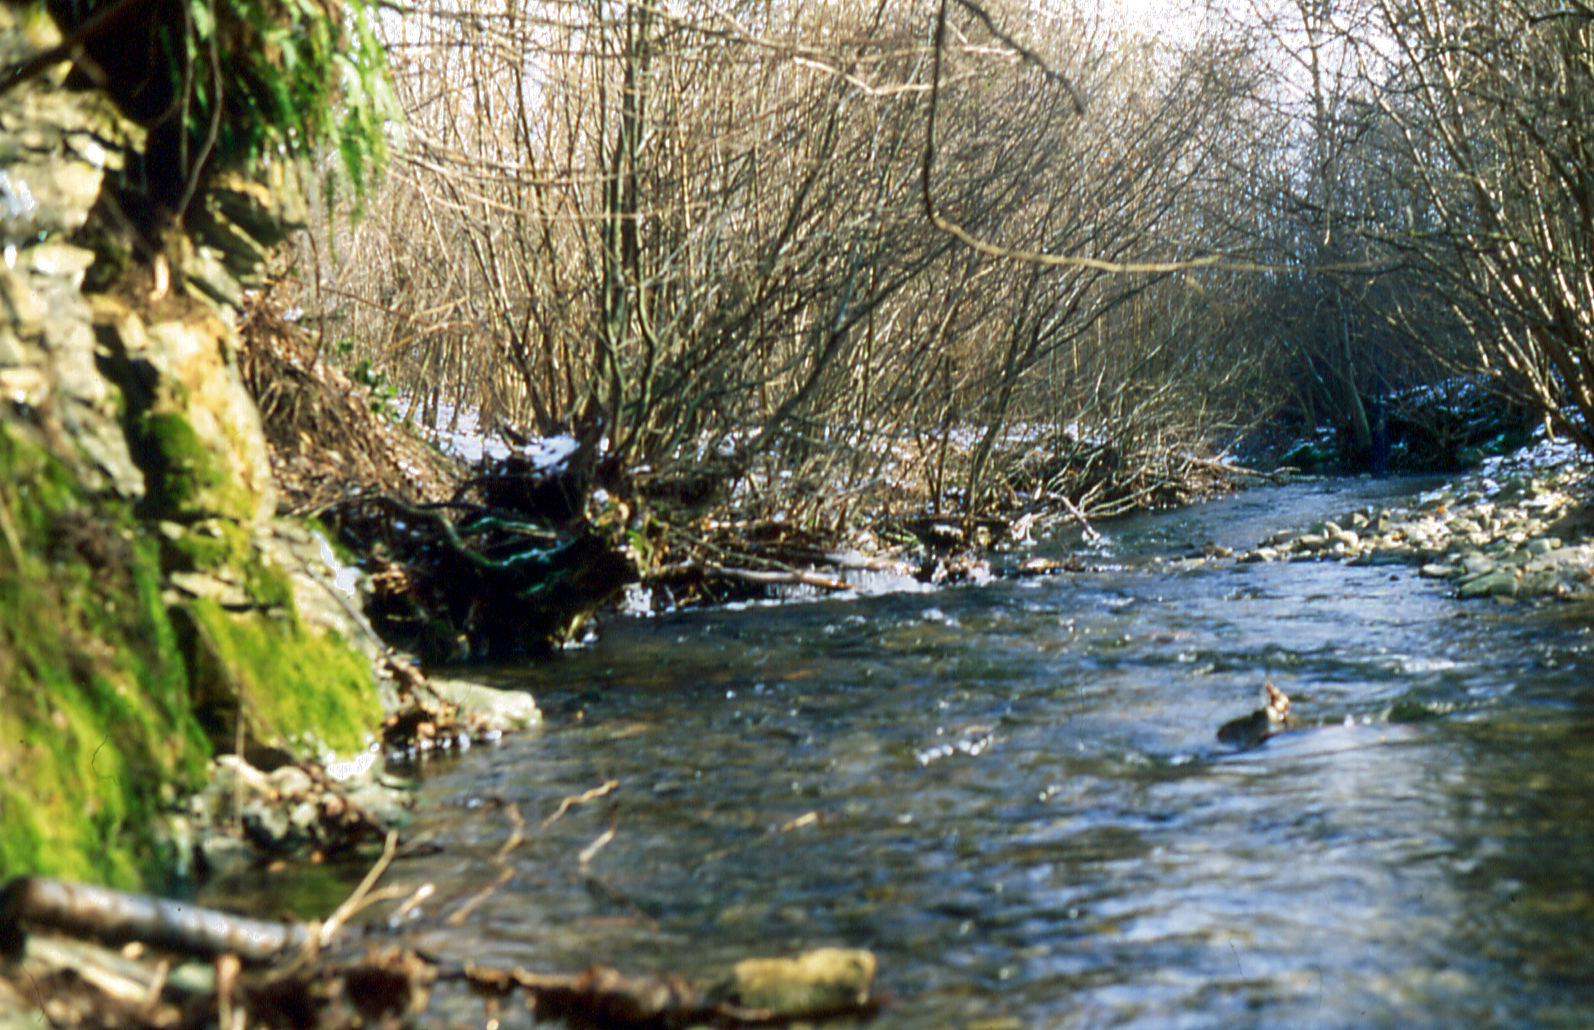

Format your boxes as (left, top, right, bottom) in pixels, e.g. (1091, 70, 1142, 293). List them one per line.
(159, 519, 293, 609)
(0, 425, 209, 886)
(1, 417, 383, 882)
(179, 598, 380, 759)
(137, 409, 254, 522)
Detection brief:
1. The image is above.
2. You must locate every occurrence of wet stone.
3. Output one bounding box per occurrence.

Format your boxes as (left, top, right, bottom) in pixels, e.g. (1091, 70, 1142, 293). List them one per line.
(429, 678, 543, 733)
(1460, 554, 1495, 577)
(1458, 568, 1519, 599)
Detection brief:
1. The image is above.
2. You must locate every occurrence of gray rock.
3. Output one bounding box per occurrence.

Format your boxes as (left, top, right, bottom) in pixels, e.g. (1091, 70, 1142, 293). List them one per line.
(1460, 554, 1496, 577)
(268, 765, 315, 798)
(430, 678, 543, 732)
(1520, 569, 1565, 597)
(168, 570, 252, 607)
(179, 243, 245, 308)
(1458, 568, 1519, 599)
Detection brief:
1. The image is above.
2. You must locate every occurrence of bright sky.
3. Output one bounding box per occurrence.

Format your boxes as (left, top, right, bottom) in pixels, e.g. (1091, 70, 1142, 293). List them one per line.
(1099, 0, 1214, 45)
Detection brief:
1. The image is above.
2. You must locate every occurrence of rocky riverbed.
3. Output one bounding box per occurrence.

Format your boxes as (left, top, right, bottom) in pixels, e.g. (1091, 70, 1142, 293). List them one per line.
(1234, 440, 1594, 601)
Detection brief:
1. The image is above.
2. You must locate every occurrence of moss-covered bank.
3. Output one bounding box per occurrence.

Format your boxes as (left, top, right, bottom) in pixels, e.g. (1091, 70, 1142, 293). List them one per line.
(0, 427, 206, 886)
(0, 0, 388, 885)
(0, 393, 387, 886)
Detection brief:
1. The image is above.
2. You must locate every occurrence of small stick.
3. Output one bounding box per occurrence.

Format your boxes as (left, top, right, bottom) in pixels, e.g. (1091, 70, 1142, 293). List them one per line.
(578, 825, 617, 875)
(542, 780, 619, 828)
(447, 803, 526, 926)
(319, 830, 399, 947)
(445, 868, 514, 927)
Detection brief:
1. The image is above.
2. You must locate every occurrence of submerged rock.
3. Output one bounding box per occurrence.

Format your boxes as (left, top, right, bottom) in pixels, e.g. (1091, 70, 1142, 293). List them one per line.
(1217, 682, 1291, 748)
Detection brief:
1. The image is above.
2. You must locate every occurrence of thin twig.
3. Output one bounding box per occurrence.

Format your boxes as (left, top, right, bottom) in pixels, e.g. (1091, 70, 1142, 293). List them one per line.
(542, 780, 620, 828)
(320, 830, 399, 947)
(445, 867, 514, 926)
(446, 803, 525, 925)
(578, 824, 617, 875)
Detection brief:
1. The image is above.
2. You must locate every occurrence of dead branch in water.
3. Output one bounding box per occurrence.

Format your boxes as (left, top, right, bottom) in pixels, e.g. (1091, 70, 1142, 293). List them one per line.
(2, 867, 881, 1030)
(0, 878, 311, 966)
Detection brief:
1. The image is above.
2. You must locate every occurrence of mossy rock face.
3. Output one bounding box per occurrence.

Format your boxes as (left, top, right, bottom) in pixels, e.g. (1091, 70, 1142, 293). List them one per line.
(0, 425, 210, 886)
(158, 519, 294, 610)
(176, 597, 381, 760)
(1, 0, 392, 889)
(95, 302, 276, 524)
(135, 407, 256, 521)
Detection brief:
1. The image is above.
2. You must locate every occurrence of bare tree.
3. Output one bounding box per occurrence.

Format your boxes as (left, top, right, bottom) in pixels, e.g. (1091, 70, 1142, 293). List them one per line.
(1364, 0, 1594, 449)
(290, 0, 1303, 528)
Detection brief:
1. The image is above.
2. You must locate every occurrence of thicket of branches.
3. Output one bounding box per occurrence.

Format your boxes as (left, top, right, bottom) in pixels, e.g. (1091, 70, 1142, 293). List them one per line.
(1209, 0, 1592, 460)
(287, 0, 1273, 525)
(280, 0, 1593, 528)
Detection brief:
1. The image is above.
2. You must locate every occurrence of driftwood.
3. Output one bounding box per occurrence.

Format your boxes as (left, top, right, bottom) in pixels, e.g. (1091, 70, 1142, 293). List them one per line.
(0, 877, 311, 966)
(1, 869, 880, 1030)
(646, 560, 854, 607)
(702, 564, 852, 592)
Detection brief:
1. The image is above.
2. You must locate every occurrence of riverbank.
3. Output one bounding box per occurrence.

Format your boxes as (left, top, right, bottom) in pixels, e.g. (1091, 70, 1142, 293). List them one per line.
(0, 0, 546, 891)
(1233, 438, 1594, 602)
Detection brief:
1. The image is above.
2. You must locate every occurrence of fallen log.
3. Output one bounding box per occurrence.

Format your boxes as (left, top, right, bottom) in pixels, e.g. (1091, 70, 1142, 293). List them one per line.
(0, 877, 311, 966)
(2, 873, 882, 1030)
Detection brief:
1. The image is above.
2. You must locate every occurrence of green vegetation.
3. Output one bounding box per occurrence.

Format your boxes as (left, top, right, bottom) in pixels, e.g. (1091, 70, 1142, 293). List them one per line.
(0, 426, 208, 886)
(137, 409, 254, 522)
(0, 0, 399, 885)
(179, 597, 380, 759)
(200, 0, 395, 205)
(45, 0, 394, 212)
(0, 414, 382, 882)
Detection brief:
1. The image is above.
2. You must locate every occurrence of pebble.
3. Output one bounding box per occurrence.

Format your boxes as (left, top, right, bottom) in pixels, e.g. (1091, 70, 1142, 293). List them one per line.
(1234, 444, 1594, 601)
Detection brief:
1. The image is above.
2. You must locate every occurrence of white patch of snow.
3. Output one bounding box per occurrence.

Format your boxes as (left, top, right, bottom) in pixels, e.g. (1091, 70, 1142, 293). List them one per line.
(325, 750, 376, 781)
(315, 530, 361, 599)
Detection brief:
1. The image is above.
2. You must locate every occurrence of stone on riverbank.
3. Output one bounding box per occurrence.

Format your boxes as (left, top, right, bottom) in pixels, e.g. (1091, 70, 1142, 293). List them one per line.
(1234, 444, 1594, 601)
(0, 0, 403, 883)
(427, 678, 543, 734)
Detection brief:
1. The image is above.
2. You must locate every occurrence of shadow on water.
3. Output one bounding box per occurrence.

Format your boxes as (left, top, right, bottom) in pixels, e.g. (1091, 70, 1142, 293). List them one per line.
(343, 479, 1594, 1028)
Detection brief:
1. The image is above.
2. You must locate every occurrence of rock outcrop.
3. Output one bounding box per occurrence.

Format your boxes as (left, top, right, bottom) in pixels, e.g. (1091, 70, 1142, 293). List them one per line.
(0, 2, 389, 884)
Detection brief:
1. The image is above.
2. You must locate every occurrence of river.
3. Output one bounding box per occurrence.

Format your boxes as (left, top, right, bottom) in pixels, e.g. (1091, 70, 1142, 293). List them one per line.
(273, 477, 1594, 1028)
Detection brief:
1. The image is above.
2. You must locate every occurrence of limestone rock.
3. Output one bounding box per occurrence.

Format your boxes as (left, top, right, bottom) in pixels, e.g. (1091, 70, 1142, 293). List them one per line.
(428, 678, 543, 733)
(715, 948, 877, 1017)
(114, 312, 276, 522)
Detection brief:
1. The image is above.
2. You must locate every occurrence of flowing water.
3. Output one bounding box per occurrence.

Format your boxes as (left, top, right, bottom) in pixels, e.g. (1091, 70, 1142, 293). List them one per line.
(293, 479, 1594, 1027)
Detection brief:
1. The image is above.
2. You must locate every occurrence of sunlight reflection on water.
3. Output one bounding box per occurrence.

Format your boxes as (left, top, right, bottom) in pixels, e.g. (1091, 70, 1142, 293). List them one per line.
(236, 478, 1594, 1030)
